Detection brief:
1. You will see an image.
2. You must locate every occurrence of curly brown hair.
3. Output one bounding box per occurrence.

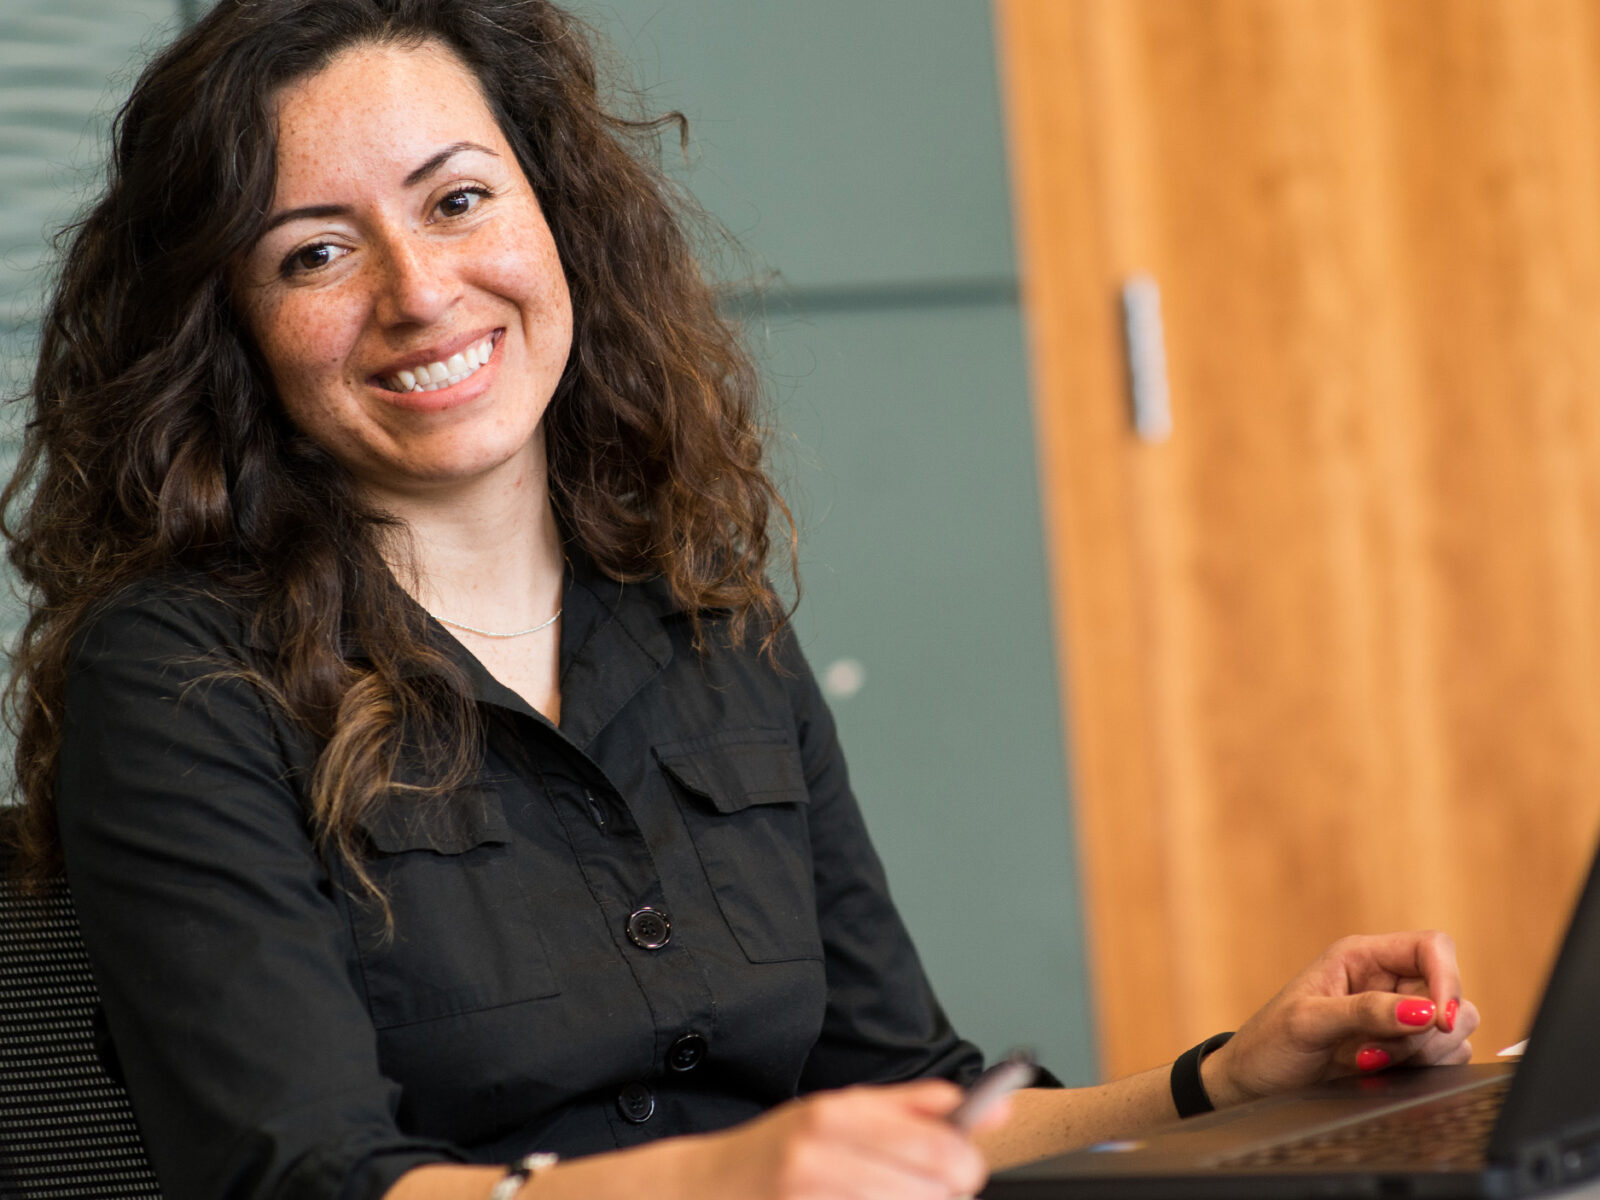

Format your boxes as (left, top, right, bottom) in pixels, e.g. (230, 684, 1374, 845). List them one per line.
(3, 0, 794, 891)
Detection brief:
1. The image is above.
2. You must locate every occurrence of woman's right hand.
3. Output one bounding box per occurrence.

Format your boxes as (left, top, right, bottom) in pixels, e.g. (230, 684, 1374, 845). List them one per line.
(686, 1079, 996, 1200)
(391, 1080, 1001, 1200)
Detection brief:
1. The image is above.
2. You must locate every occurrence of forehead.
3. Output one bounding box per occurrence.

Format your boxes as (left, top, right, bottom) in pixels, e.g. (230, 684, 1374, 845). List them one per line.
(270, 39, 510, 196)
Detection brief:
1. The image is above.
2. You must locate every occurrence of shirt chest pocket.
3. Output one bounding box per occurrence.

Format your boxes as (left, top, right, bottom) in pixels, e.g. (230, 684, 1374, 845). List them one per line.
(655, 732, 822, 964)
(349, 789, 561, 1029)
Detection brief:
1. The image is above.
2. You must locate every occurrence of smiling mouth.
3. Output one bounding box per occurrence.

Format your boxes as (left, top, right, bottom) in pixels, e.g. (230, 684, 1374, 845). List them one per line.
(378, 332, 498, 393)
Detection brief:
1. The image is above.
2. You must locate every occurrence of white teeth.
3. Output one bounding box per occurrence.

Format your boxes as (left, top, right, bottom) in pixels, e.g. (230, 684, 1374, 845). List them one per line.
(381, 334, 496, 393)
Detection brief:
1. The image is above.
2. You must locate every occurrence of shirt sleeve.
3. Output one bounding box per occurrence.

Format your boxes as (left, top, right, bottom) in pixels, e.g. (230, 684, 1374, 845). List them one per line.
(778, 631, 988, 1094)
(56, 587, 465, 1200)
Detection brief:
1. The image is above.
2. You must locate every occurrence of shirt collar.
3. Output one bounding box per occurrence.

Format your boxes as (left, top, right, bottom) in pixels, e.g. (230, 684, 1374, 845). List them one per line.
(236, 551, 681, 750)
(549, 552, 677, 748)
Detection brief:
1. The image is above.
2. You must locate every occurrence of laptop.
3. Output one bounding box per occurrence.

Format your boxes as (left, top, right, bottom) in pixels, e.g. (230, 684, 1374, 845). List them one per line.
(983, 836, 1600, 1199)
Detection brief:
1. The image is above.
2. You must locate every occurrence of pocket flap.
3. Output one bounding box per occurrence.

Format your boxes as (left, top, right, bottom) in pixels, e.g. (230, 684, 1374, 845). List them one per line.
(358, 789, 511, 855)
(655, 732, 809, 814)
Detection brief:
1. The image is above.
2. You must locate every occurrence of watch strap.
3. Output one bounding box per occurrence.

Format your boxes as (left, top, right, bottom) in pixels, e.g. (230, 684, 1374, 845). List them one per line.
(1170, 1031, 1235, 1118)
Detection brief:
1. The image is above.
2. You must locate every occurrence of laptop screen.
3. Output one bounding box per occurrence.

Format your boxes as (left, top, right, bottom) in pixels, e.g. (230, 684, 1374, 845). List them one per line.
(1487, 836, 1600, 1172)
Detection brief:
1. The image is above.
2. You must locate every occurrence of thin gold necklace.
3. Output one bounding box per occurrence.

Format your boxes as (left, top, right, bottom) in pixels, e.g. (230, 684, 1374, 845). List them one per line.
(431, 608, 562, 639)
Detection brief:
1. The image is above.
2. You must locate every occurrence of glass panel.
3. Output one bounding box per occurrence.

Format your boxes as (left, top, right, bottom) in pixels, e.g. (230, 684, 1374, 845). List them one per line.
(0, 0, 183, 686)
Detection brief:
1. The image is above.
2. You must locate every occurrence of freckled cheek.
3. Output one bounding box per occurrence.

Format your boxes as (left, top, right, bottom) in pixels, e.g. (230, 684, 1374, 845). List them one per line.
(475, 231, 571, 320)
(264, 301, 366, 389)
(280, 399, 379, 473)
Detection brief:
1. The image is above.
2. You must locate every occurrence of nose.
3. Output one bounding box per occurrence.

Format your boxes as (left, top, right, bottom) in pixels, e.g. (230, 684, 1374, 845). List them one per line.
(372, 233, 456, 327)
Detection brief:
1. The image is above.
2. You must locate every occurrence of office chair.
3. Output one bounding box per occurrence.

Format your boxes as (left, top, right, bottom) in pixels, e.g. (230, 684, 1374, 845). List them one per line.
(0, 808, 162, 1198)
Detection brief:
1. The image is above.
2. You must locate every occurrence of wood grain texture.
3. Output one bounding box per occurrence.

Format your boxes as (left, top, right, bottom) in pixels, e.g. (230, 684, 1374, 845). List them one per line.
(995, 0, 1600, 1080)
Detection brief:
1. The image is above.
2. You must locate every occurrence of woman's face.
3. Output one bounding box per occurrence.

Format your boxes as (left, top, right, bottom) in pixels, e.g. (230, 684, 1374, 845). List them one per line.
(233, 38, 573, 507)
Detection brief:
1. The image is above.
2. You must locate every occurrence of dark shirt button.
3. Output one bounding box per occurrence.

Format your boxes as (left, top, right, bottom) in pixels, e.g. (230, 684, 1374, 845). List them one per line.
(626, 906, 671, 950)
(617, 1082, 656, 1123)
(667, 1032, 707, 1073)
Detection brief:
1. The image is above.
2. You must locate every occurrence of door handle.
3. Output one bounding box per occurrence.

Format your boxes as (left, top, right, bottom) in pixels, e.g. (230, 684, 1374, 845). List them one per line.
(1121, 275, 1172, 442)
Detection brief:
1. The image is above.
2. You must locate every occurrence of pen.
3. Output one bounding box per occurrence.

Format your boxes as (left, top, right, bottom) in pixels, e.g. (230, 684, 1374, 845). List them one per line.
(950, 1050, 1038, 1133)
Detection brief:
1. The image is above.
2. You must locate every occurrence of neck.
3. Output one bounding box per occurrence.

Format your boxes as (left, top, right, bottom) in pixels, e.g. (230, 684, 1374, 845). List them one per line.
(372, 445, 566, 632)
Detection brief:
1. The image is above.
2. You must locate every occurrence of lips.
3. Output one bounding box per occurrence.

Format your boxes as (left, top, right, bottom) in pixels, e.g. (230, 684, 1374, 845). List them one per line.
(377, 331, 498, 393)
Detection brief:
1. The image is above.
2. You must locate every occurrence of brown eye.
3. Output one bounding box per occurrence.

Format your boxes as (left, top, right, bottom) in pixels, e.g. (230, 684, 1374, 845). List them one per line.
(280, 242, 348, 277)
(437, 187, 488, 219)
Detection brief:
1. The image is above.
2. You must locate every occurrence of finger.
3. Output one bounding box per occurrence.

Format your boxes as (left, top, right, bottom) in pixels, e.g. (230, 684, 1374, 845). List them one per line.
(1355, 1024, 1455, 1073)
(1355, 1043, 1397, 1073)
(1394, 975, 1474, 1035)
(1297, 1031, 1474, 1080)
(850, 1125, 987, 1196)
(878, 1078, 967, 1119)
(1399, 1000, 1479, 1067)
(1392, 991, 1473, 1041)
(812, 1150, 974, 1200)
(1358, 931, 1463, 1029)
(1334, 931, 1456, 992)
(813, 1087, 985, 1187)
(1390, 999, 1479, 1059)
(1291, 990, 1446, 1048)
(1407, 1033, 1475, 1067)
(1414, 932, 1464, 1029)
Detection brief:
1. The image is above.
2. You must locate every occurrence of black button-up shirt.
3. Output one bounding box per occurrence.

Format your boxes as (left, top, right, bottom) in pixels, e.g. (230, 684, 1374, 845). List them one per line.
(57, 559, 983, 1200)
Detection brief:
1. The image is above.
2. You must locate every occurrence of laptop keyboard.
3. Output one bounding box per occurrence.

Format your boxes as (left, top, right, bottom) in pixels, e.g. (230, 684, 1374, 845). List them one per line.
(1215, 1076, 1512, 1170)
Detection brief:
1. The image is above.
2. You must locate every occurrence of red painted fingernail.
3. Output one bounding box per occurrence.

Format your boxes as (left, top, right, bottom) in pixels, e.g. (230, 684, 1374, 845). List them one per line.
(1357, 1047, 1391, 1072)
(1444, 999, 1459, 1033)
(1397, 998, 1436, 1027)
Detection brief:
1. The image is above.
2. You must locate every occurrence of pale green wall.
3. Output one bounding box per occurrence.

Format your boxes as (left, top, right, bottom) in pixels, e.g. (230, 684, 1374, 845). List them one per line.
(0, 0, 188, 647)
(0, 0, 1098, 1083)
(571, 2, 1097, 1081)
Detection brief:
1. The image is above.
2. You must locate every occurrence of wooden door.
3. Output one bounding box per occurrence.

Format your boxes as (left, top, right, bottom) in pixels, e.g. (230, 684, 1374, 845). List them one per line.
(995, 0, 1600, 1080)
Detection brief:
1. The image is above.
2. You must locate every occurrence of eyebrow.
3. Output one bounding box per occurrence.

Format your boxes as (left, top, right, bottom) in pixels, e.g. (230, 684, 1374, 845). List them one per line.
(261, 141, 500, 234)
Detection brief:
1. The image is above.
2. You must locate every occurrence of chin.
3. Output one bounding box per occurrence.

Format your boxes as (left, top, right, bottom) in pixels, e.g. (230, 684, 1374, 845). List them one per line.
(371, 444, 543, 496)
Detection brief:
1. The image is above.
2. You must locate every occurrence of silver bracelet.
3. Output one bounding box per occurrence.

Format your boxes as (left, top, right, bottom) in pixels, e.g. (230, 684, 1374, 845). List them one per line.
(488, 1152, 559, 1200)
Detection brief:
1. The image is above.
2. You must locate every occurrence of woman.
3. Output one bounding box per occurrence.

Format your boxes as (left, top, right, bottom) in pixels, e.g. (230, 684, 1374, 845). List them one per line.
(3, 1, 1478, 1198)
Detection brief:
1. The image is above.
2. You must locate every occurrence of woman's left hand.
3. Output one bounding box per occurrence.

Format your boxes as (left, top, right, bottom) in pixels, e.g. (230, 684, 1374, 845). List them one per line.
(1201, 930, 1479, 1108)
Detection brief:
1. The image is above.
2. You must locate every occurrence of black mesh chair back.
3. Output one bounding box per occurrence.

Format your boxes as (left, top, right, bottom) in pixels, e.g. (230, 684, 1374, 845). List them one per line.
(0, 809, 162, 1198)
